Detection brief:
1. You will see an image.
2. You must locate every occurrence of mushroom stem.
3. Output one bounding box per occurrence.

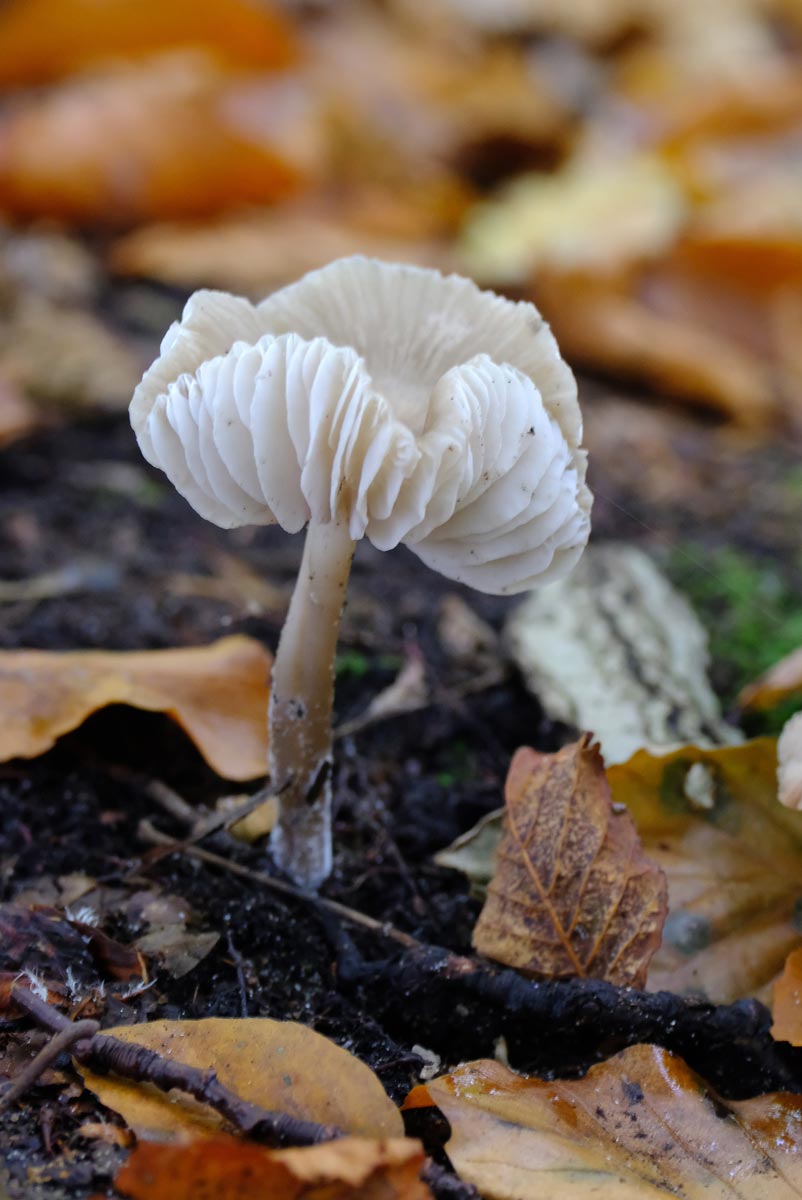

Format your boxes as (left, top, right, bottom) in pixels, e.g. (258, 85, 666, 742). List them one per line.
(269, 518, 356, 888)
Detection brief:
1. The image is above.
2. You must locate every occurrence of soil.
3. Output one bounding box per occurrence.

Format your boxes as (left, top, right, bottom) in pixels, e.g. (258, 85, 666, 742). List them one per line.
(1, 368, 801, 1197)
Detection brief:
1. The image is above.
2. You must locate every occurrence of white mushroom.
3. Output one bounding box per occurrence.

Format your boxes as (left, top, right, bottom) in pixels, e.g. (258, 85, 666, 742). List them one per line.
(130, 256, 592, 888)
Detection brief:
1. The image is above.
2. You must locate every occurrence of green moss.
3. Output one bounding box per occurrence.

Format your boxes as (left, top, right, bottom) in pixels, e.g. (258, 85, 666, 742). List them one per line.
(668, 543, 802, 730)
(335, 650, 403, 679)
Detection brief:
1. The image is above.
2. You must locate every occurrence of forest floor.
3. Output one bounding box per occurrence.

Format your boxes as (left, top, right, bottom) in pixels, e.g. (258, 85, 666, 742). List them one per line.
(1, 347, 802, 1196)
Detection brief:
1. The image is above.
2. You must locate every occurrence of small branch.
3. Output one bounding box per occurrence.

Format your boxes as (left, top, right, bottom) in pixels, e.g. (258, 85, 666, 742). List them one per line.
(9, 986, 339, 1147)
(138, 818, 419, 950)
(136, 806, 802, 1096)
(0, 1014, 100, 1110)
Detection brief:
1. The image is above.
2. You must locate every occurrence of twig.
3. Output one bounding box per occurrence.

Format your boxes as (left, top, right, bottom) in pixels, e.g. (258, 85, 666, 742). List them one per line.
(226, 930, 250, 1019)
(0, 1016, 99, 1110)
(9, 986, 339, 1146)
(139, 780, 283, 869)
(138, 818, 802, 1096)
(137, 818, 419, 950)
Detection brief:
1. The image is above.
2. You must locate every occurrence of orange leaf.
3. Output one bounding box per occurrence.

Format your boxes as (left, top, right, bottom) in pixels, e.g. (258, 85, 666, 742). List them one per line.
(773, 947, 802, 1046)
(0, 635, 271, 780)
(533, 268, 777, 427)
(404, 1045, 802, 1199)
(0, 56, 318, 225)
(0, 0, 296, 87)
(111, 1135, 429, 1200)
(739, 645, 802, 711)
(472, 737, 667, 988)
(77, 1018, 403, 1143)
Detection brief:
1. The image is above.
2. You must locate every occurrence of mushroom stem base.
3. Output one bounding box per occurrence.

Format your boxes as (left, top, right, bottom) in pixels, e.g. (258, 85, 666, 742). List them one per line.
(268, 519, 355, 889)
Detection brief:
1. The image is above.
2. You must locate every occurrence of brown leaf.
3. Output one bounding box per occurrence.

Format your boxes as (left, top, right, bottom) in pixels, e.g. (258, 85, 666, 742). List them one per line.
(0, 55, 318, 225)
(533, 268, 777, 427)
(739, 645, 802, 711)
(772, 947, 802, 1046)
(779, 714, 802, 812)
(472, 737, 667, 988)
(0, 376, 42, 446)
(110, 1135, 429, 1200)
(78, 1018, 404, 1143)
(109, 183, 463, 295)
(607, 738, 802, 1004)
(0, 635, 271, 781)
(0, 0, 296, 86)
(404, 1044, 802, 1199)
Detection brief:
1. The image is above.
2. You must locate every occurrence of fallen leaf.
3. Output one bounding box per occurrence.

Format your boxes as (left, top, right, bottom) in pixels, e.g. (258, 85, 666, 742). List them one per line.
(404, 1043, 802, 1199)
(772, 947, 802, 1046)
(336, 650, 429, 739)
(110, 199, 459, 295)
(461, 156, 685, 287)
(0, 293, 144, 412)
(434, 809, 502, 897)
(0, 635, 271, 781)
(0, 55, 319, 225)
(778, 713, 802, 811)
(607, 737, 802, 1003)
(0, 377, 40, 446)
(740, 645, 802, 711)
(505, 543, 741, 767)
(472, 737, 667, 988)
(111, 1135, 429, 1200)
(0, 0, 296, 86)
(78, 1018, 404, 1142)
(533, 267, 777, 426)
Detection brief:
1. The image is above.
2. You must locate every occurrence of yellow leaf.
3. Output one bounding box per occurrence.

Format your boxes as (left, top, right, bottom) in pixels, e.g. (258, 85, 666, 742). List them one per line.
(0, 636, 270, 781)
(78, 1018, 403, 1143)
(739, 645, 802, 711)
(404, 1045, 802, 1200)
(607, 738, 802, 1003)
(111, 1135, 430, 1200)
(472, 738, 667, 988)
(773, 947, 802, 1046)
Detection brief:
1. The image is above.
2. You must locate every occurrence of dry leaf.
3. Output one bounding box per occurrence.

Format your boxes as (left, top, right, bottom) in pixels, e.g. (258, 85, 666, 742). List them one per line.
(607, 738, 802, 1003)
(404, 1043, 802, 1199)
(78, 1018, 403, 1142)
(778, 713, 802, 811)
(0, 635, 271, 781)
(0, 377, 40, 446)
(0, 55, 318, 225)
(533, 267, 777, 426)
(505, 543, 741, 767)
(473, 737, 667, 988)
(740, 646, 802, 711)
(772, 946, 802, 1046)
(111, 1135, 429, 1200)
(0, 294, 144, 412)
(0, 0, 296, 86)
(462, 156, 685, 287)
(110, 196, 458, 296)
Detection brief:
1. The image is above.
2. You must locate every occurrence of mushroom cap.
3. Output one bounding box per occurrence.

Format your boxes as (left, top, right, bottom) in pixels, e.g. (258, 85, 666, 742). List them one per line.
(130, 256, 591, 595)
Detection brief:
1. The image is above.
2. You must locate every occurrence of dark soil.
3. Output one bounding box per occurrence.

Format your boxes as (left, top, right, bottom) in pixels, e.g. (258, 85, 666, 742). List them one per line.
(1, 384, 801, 1198)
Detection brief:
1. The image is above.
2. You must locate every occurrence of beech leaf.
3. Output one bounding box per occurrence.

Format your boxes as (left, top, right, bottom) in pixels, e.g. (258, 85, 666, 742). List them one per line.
(606, 738, 802, 1004)
(110, 1136, 430, 1200)
(0, 0, 297, 86)
(0, 635, 271, 780)
(472, 737, 668, 988)
(739, 645, 802, 711)
(773, 947, 802, 1046)
(78, 1018, 403, 1143)
(109, 1132, 429, 1200)
(404, 1044, 802, 1200)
